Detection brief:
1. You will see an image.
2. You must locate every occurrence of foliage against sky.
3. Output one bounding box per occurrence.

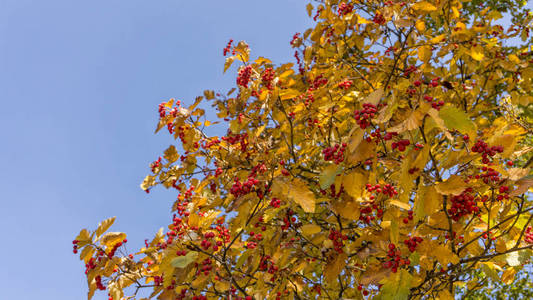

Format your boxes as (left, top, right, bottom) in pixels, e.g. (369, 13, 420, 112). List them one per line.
(74, 0, 533, 299)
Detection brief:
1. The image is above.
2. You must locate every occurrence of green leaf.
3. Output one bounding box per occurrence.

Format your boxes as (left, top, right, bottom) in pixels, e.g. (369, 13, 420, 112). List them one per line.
(171, 251, 198, 268)
(378, 269, 412, 300)
(319, 164, 341, 190)
(439, 105, 476, 138)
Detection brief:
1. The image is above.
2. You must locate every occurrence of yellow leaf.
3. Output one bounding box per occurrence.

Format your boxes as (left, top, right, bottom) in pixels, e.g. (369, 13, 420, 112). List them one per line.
(418, 45, 432, 63)
(412, 1, 437, 12)
(342, 171, 367, 199)
(347, 127, 364, 153)
(163, 145, 179, 163)
(140, 175, 156, 191)
(419, 240, 459, 266)
(430, 34, 446, 44)
(435, 175, 467, 195)
(424, 186, 442, 215)
(80, 246, 95, 263)
(501, 268, 516, 284)
(490, 134, 516, 158)
(451, 6, 460, 18)
(508, 54, 520, 64)
(279, 89, 300, 100)
(415, 19, 425, 31)
(347, 140, 375, 164)
(437, 289, 454, 300)
(75, 228, 92, 243)
(388, 104, 429, 133)
(289, 179, 316, 213)
(306, 3, 313, 17)
(95, 217, 115, 238)
(470, 46, 485, 61)
(360, 266, 392, 285)
(364, 87, 384, 105)
(509, 176, 533, 197)
(324, 252, 347, 283)
(389, 200, 411, 210)
(233, 41, 250, 62)
(223, 56, 236, 73)
(331, 196, 360, 220)
(301, 224, 321, 237)
(101, 232, 126, 248)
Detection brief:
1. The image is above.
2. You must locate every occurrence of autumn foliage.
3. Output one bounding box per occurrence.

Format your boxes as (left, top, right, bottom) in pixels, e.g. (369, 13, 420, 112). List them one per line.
(74, 0, 533, 299)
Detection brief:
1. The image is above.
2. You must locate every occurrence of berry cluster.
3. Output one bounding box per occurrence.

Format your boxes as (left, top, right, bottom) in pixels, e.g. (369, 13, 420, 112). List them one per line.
(474, 166, 502, 184)
(497, 185, 510, 200)
(382, 131, 398, 141)
(313, 7, 323, 21)
(282, 210, 297, 231)
(403, 65, 418, 78)
(230, 177, 259, 198)
(153, 275, 163, 286)
(322, 143, 347, 164)
(373, 13, 386, 25)
(448, 187, 479, 221)
(359, 204, 383, 224)
(338, 79, 353, 90)
(158, 102, 166, 118)
(429, 77, 440, 88)
(337, 2, 354, 16)
(391, 139, 410, 151)
(201, 137, 221, 149)
(84, 257, 97, 275)
(261, 67, 275, 90)
(175, 288, 188, 300)
(357, 284, 370, 297)
(196, 258, 213, 276)
(259, 255, 278, 274)
(354, 103, 378, 129)
(294, 51, 305, 74)
(366, 183, 398, 198)
(223, 39, 234, 56)
(525, 226, 533, 244)
(471, 140, 504, 164)
(423, 95, 445, 110)
(402, 210, 414, 224)
(311, 74, 328, 89)
(222, 131, 248, 152)
(95, 275, 106, 290)
(200, 232, 222, 251)
(383, 243, 410, 273)
(328, 229, 348, 253)
(289, 32, 300, 47)
(236, 65, 253, 88)
(269, 197, 282, 208)
(72, 240, 79, 254)
(403, 236, 423, 252)
(150, 157, 162, 173)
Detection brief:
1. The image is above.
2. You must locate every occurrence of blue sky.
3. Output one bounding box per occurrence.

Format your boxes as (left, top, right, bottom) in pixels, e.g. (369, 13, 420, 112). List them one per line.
(0, 0, 312, 299)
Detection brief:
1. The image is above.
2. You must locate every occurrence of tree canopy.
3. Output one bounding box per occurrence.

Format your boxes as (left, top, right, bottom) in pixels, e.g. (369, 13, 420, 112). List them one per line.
(73, 0, 533, 299)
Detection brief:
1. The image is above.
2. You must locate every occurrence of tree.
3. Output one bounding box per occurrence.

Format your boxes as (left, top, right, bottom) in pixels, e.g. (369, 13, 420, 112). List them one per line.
(73, 1, 533, 299)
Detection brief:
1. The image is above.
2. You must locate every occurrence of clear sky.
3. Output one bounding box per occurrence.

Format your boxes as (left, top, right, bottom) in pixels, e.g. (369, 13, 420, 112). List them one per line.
(0, 0, 313, 299)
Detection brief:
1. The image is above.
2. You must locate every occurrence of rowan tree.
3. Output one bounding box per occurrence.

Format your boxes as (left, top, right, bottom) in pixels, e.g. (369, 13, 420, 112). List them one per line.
(73, 0, 533, 299)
